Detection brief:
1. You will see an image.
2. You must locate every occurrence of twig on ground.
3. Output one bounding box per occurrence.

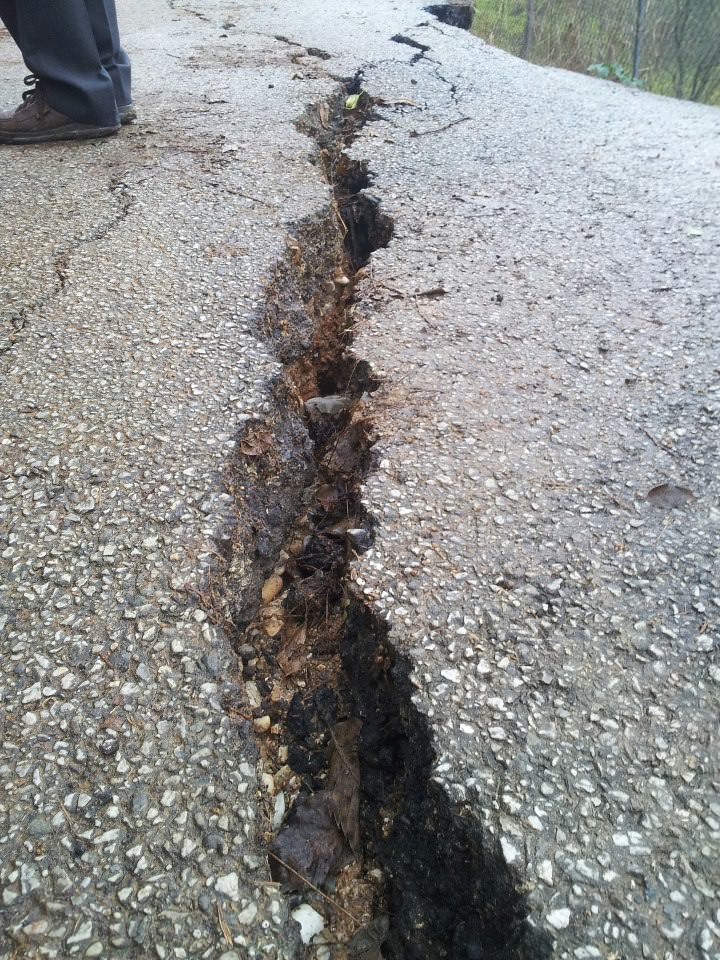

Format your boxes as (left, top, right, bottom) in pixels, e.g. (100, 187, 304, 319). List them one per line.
(217, 904, 233, 946)
(267, 851, 362, 927)
(409, 116, 470, 137)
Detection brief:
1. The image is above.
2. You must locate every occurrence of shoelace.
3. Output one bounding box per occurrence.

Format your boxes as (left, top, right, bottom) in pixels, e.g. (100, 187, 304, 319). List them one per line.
(21, 74, 41, 101)
(20, 74, 50, 118)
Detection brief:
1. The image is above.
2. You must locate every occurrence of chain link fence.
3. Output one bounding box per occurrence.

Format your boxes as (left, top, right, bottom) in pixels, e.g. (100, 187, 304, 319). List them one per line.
(473, 0, 720, 105)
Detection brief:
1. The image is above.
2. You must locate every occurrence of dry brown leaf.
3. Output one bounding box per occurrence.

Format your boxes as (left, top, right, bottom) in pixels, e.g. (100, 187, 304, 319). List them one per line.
(327, 719, 362, 854)
(646, 482, 696, 508)
(271, 795, 353, 890)
(285, 622, 307, 646)
(277, 622, 307, 676)
(316, 483, 340, 511)
(263, 617, 284, 638)
(348, 915, 390, 959)
(277, 651, 304, 677)
(240, 428, 273, 457)
(270, 720, 362, 890)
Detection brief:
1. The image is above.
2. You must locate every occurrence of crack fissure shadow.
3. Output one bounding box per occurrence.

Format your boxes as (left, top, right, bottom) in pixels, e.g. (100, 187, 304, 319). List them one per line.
(426, 3, 474, 30)
(342, 606, 553, 960)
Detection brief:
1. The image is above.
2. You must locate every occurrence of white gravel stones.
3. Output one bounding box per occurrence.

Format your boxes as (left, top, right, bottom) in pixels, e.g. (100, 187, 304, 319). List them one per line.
(21, 682, 43, 703)
(546, 908, 572, 931)
(66, 921, 93, 945)
(291, 904, 325, 944)
(215, 873, 241, 901)
(537, 860, 553, 885)
(237, 902, 259, 925)
(440, 667, 462, 683)
(500, 838, 521, 865)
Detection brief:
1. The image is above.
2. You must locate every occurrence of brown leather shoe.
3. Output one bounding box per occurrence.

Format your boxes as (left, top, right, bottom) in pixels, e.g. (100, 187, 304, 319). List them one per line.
(0, 82, 119, 145)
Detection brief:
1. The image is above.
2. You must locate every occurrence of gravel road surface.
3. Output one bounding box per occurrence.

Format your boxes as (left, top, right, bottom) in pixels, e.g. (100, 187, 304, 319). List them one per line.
(1, 0, 718, 958)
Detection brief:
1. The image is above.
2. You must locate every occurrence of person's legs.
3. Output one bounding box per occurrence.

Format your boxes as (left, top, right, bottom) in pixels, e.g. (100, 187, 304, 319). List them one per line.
(5, 0, 118, 126)
(0, 0, 19, 42)
(85, 0, 132, 110)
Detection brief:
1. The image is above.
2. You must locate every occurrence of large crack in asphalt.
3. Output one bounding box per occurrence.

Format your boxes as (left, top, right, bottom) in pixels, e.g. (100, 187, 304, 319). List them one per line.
(217, 75, 553, 958)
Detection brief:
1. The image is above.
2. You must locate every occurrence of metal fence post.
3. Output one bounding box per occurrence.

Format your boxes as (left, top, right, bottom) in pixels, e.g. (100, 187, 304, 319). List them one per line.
(633, 0, 647, 80)
(521, 0, 535, 60)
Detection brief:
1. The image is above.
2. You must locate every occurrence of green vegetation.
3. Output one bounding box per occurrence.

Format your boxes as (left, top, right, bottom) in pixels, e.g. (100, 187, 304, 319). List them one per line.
(588, 61, 646, 88)
(472, 0, 720, 106)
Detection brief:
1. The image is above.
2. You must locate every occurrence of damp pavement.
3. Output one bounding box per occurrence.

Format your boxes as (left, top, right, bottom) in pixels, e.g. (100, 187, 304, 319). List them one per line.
(1, 1, 719, 960)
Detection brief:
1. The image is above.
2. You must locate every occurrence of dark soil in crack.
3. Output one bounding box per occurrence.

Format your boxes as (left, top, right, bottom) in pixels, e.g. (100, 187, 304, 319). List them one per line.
(426, 2, 475, 30)
(218, 78, 553, 960)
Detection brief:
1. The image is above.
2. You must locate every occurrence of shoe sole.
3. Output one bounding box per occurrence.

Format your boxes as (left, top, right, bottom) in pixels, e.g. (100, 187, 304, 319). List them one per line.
(0, 124, 120, 145)
(120, 105, 137, 125)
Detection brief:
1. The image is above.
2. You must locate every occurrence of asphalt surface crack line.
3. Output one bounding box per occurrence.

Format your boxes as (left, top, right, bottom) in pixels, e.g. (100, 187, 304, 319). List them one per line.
(166, 0, 211, 21)
(386, 28, 460, 101)
(390, 34, 431, 65)
(426, 58, 460, 102)
(212, 78, 553, 959)
(1, 177, 137, 358)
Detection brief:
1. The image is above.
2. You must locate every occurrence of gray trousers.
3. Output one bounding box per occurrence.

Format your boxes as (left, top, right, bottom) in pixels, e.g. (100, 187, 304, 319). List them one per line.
(0, 0, 131, 125)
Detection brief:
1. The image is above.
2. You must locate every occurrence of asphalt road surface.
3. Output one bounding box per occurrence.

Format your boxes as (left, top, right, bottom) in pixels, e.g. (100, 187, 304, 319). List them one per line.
(1, 0, 718, 958)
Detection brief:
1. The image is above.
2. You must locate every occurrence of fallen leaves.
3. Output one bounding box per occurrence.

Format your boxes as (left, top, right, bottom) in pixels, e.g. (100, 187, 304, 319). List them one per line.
(348, 915, 390, 959)
(646, 482, 696, 508)
(317, 482, 341, 512)
(238, 446, 380, 938)
(326, 719, 362, 855)
(277, 622, 307, 678)
(240, 428, 273, 457)
(271, 720, 362, 891)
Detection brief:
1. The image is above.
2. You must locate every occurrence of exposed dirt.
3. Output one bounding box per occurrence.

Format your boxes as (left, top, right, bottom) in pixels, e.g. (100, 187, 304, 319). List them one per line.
(217, 78, 551, 959)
